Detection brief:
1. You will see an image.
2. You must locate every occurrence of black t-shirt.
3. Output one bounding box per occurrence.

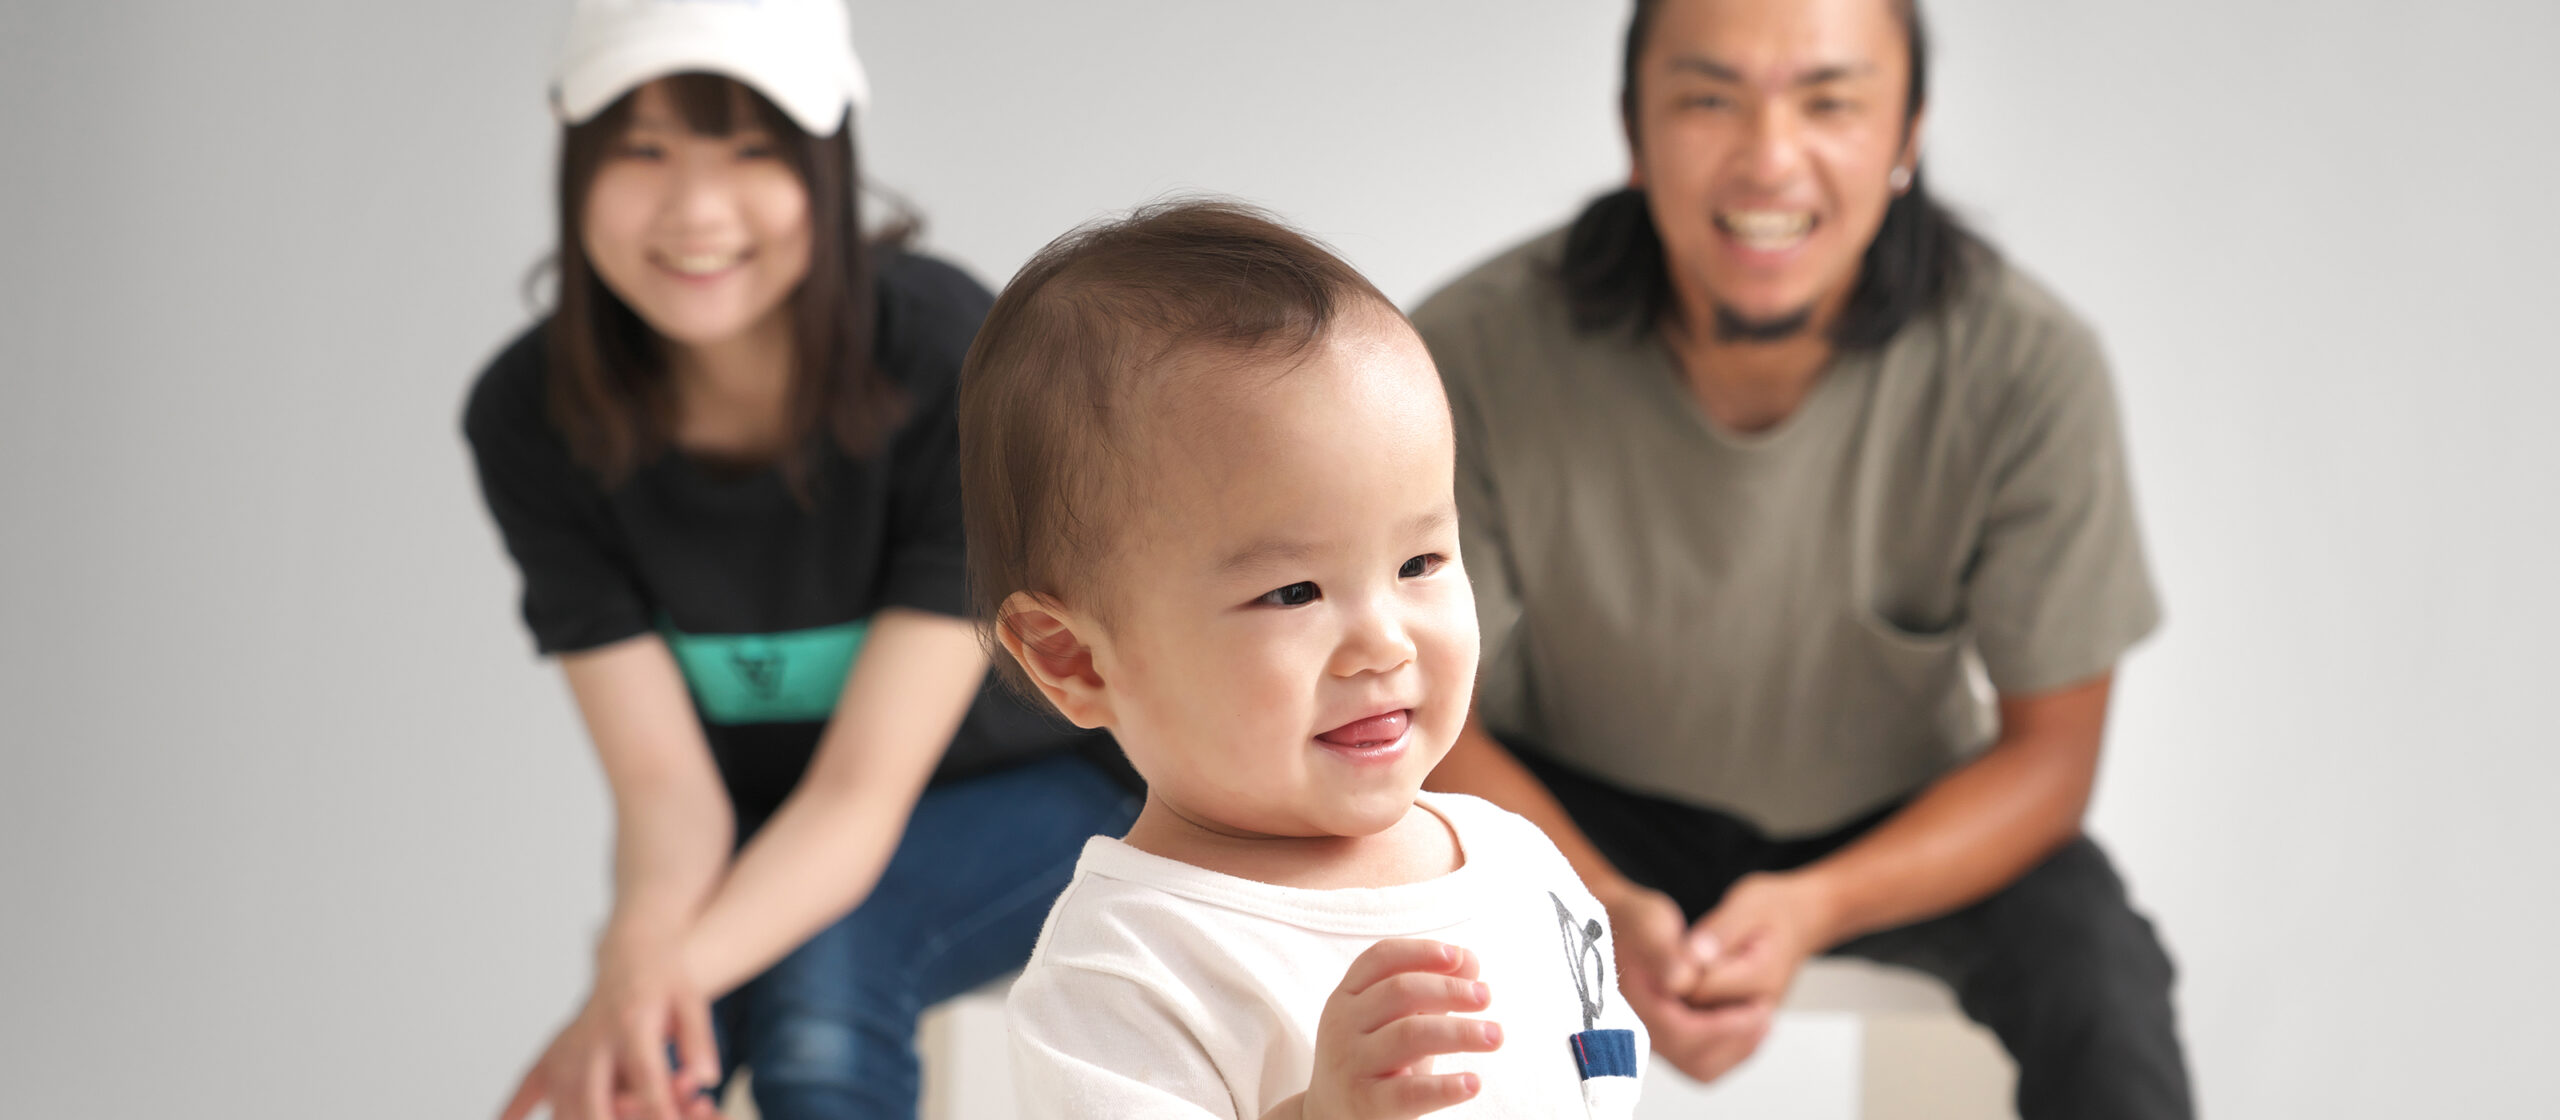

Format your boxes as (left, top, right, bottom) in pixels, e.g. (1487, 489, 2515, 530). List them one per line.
(463, 250, 1115, 836)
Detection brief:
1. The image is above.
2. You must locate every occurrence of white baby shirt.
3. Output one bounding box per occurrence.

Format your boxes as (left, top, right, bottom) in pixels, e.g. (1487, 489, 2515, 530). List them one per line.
(1008, 792, 1647, 1119)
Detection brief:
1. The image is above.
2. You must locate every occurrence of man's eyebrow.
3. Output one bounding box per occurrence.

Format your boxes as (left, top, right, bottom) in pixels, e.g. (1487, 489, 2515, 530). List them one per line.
(1667, 53, 1746, 82)
(1794, 62, 1876, 86)
(1665, 53, 1877, 87)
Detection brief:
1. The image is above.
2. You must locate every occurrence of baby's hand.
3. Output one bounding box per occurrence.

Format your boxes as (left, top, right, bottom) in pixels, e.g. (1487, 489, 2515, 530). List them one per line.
(1298, 939, 1501, 1120)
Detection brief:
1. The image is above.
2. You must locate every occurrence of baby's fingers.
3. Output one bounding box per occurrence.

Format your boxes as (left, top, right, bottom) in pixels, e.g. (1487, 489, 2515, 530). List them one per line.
(1362, 1014, 1504, 1076)
(1360, 1070, 1482, 1120)
(1337, 940, 1479, 1000)
(1349, 972, 1493, 1034)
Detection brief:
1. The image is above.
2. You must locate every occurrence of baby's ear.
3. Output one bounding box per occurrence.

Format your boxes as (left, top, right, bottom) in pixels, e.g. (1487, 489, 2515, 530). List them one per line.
(995, 591, 1112, 729)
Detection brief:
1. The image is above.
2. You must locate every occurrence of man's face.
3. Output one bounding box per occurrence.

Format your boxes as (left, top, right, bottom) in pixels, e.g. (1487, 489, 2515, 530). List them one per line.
(1629, 0, 1918, 338)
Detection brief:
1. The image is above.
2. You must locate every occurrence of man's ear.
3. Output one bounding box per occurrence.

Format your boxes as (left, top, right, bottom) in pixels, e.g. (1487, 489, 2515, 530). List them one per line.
(1893, 108, 1929, 193)
(994, 591, 1113, 729)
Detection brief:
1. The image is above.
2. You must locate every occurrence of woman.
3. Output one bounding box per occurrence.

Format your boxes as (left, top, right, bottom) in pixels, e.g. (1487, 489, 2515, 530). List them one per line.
(464, 3, 1137, 1118)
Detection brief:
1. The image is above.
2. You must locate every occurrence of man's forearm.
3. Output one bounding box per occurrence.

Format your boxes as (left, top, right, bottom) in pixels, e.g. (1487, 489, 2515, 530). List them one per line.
(1426, 710, 1636, 901)
(1793, 673, 2113, 946)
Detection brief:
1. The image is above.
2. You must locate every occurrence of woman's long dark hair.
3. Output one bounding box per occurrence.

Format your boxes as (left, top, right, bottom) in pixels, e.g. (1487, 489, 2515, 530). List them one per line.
(547, 72, 907, 493)
(1561, 0, 1986, 349)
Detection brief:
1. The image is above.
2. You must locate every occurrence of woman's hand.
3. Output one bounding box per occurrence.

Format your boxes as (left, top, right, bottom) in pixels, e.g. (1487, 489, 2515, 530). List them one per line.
(500, 930, 722, 1120)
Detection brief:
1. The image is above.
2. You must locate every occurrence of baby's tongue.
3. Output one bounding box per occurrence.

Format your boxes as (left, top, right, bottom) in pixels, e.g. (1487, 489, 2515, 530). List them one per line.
(1316, 710, 1409, 747)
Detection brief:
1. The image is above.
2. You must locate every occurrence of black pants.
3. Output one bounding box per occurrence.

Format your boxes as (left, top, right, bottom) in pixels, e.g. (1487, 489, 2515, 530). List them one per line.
(1520, 751, 2195, 1120)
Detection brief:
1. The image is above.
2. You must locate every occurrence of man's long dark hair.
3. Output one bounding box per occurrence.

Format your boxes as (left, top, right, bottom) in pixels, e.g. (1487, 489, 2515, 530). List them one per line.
(1561, 0, 1986, 348)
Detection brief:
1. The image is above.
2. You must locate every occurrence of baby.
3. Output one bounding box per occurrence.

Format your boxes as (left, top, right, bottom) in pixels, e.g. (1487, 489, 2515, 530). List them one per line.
(958, 200, 1647, 1119)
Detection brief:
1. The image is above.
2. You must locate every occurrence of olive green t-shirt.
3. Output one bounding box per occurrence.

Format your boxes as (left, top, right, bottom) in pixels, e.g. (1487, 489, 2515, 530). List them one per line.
(1413, 227, 2160, 837)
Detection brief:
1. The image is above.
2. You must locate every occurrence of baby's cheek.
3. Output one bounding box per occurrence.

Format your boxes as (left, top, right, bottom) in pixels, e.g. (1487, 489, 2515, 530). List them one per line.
(1427, 615, 1481, 692)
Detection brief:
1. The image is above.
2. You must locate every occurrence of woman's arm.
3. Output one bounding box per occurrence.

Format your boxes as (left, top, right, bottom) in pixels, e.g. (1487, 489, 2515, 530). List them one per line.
(679, 606, 987, 997)
(501, 636, 736, 1120)
(560, 636, 738, 943)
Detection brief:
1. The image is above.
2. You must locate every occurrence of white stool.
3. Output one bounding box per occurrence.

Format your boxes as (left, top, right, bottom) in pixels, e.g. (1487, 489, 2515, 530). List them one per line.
(1631, 957, 2017, 1120)
(725, 958, 2015, 1119)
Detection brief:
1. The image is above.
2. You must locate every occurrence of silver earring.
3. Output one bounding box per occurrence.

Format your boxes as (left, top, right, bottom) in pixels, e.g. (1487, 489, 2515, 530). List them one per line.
(1889, 166, 1913, 193)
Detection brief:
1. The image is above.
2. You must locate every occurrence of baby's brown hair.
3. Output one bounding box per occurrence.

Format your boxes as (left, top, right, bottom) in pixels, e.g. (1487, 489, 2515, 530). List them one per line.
(958, 198, 1398, 698)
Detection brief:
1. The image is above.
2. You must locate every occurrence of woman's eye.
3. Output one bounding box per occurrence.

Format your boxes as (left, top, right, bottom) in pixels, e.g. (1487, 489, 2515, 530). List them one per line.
(737, 143, 778, 160)
(1257, 582, 1321, 608)
(1399, 554, 1444, 579)
(615, 142, 665, 161)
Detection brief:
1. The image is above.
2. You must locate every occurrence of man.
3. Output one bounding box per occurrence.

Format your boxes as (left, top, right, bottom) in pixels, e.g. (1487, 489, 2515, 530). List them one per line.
(1413, 0, 2192, 1116)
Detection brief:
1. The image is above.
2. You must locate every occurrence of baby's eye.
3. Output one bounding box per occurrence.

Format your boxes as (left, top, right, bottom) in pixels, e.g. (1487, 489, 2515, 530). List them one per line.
(1258, 581, 1321, 608)
(1399, 554, 1446, 579)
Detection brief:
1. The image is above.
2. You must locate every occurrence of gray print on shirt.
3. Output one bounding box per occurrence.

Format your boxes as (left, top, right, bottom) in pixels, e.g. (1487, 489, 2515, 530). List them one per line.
(1550, 892, 1607, 1032)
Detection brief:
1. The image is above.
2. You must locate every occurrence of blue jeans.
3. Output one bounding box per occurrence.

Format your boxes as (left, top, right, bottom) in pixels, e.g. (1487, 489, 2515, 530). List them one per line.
(710, 752, 1140, 1119)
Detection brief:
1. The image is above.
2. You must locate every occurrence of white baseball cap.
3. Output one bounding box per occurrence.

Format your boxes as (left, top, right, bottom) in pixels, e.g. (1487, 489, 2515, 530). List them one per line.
(552, 0, 870, 136)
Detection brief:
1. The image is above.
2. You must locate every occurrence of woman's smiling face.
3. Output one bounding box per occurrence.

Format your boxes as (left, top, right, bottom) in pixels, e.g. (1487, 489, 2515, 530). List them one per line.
(579, 79, 813, 349)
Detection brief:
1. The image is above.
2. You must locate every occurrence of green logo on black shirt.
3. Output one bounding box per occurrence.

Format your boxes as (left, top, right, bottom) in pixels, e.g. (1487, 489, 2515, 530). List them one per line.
(661, 617, 869, 725)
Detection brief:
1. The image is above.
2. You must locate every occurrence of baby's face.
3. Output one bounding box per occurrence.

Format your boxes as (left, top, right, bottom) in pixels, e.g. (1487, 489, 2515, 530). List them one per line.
(1089, 309, 1479, 840)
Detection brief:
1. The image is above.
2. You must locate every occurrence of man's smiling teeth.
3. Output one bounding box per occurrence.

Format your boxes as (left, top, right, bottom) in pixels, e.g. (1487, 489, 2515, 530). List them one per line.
(664, 251, 744, 275)
(1718, 209, 1813, 250)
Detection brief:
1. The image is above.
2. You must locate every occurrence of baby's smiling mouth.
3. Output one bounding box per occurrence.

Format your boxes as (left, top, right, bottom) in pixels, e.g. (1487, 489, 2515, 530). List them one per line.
(1316, 709, 1410, 750)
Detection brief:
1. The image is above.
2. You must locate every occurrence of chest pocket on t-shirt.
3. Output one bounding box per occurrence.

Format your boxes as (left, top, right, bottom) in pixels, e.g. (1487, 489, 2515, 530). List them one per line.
(1552, 892, 1642, 1119)
(662, 618, 868, 725)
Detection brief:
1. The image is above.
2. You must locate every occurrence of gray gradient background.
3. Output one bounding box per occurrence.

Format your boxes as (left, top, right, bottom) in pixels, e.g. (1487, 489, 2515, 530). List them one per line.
(3, 2, 2555, 1116)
